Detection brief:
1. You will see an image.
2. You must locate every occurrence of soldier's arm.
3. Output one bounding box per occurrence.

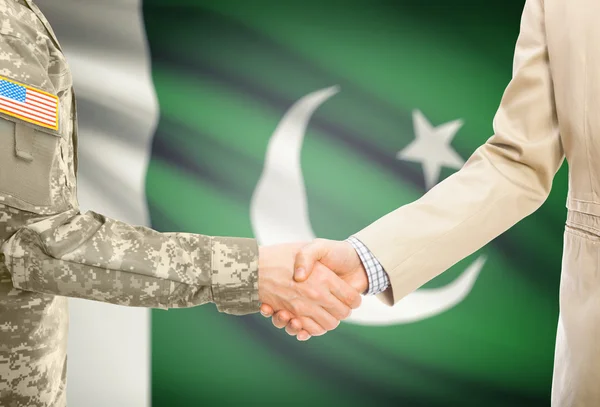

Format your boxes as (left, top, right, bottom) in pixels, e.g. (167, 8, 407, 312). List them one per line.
(0, 4, 364, 330)
(2, 209, 259, 314)
(0, 16, 258, 315)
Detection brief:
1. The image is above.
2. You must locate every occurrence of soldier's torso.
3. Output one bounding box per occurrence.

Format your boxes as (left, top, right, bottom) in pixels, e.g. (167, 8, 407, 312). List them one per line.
(0, 0, 77, 405)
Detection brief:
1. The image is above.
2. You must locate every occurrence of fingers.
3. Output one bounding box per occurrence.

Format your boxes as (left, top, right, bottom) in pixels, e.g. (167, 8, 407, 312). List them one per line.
(284, 319, 313, 341)
(284, 318, 317, 342)
(307, 262, 361, 312)
(271, 310, 293, 329)
(328, 275, 362, 309)
(284, 318, 303, 336)
(294, 239, 331, 282)
(321, 294, 353, 321)
(261, 305, 316, 339)
(289, 263, 357, 332)
(260, 303, 274, 317)
(305, 305, 340, 332)
(269, 308, 330, 339)
(267, 311, 316, 341)
(297, 330, 311, 341)
(299, 276, 353, 320)
(293, 317, 327, 337)
(293, 284, 347, 330)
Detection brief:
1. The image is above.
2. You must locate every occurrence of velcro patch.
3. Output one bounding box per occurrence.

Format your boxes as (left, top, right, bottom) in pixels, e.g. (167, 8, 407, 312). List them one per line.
(0, 75, 59, 131)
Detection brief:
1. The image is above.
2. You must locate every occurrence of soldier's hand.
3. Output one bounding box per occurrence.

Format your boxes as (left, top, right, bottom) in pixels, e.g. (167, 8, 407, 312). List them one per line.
(258, 243, 361, 339)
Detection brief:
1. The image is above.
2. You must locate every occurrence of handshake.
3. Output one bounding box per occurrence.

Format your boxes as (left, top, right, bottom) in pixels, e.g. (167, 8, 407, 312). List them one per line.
(257, 239, 369, 342)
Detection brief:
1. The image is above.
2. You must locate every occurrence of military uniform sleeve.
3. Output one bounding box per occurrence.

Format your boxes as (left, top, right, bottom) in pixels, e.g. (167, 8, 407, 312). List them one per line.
(0, 8, 259, 315)
(1, 210, 259, 314)
(354, 0, 564, 306)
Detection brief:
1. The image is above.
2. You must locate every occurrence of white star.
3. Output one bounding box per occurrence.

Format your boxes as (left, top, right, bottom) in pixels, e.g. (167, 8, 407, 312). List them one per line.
(397, 110, 465, 189)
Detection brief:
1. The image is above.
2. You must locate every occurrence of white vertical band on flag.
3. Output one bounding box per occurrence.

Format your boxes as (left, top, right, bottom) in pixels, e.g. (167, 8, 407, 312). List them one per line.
(37, 2, 157, 407)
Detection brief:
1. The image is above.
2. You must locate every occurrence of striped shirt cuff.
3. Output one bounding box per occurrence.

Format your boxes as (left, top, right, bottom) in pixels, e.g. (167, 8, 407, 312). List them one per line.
(346, 236, 390, 296)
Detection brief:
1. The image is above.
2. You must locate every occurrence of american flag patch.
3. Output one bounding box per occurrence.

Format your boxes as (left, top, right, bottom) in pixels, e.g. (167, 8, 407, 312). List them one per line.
(0, 76, 59, 131)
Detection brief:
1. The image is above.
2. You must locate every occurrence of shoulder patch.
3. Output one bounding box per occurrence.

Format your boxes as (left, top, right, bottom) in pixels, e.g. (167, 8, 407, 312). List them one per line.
(0, 75, 59, 131)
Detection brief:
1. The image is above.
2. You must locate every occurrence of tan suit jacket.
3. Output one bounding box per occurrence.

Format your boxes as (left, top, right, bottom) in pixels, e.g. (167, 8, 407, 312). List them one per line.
(355, 0, 598, 405)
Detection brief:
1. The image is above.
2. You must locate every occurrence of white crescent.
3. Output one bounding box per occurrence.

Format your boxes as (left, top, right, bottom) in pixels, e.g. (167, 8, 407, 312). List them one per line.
(250, 86, 485, 326)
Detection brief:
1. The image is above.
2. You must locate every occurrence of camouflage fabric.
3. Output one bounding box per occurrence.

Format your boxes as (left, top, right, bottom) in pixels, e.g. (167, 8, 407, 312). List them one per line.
(0, 1, 259, 405)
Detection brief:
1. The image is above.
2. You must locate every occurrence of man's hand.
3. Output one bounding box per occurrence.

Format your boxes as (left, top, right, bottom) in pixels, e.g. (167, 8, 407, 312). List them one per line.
(260, 239, 369, 340)
(258, 242, 362, 338)
(295, 239, 368, 291)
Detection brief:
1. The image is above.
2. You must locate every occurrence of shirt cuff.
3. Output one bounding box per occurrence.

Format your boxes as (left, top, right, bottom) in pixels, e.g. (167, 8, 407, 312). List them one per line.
(346, 236, 390, 296)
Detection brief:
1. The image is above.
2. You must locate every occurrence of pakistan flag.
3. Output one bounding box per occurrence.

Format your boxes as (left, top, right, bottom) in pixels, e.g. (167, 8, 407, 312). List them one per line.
(40, 0, 567, 406)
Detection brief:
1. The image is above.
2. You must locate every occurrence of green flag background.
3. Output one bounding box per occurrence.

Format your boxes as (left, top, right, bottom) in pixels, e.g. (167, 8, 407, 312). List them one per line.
(143, 1, 567, 405)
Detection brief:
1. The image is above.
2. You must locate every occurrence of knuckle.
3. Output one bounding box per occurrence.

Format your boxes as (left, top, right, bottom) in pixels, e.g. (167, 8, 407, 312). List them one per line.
(323, 296, 337, 309)
(346, 293, 358, 306)
(290, 299, 304, 315)
(354, 294, 362, 308)
(297, 249, 308, 259)
(316, 272, 329, 285)
(304, 287, 319, 301)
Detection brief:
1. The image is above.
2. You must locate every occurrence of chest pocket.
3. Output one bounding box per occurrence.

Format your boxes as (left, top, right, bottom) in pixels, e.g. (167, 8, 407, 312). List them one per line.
(0, 110, 68, 215)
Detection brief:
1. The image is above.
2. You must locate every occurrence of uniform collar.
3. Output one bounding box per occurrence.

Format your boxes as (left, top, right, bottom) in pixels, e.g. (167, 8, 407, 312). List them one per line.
(22, 0, 63, 51)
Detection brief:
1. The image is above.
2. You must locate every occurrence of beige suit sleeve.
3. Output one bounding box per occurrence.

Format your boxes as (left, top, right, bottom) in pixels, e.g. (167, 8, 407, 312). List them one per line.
(354, 0, 564, 305)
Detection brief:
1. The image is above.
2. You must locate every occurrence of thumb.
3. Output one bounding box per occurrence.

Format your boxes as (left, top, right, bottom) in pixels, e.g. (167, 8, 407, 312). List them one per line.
(294, 239, 330, 282)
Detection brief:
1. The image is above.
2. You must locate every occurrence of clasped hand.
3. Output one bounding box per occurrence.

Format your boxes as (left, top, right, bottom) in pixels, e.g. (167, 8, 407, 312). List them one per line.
(258, 240, 368, 342)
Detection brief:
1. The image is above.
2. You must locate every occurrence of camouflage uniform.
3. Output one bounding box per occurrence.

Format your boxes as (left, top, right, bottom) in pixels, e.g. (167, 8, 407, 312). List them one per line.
(0, 0, 260, 405)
